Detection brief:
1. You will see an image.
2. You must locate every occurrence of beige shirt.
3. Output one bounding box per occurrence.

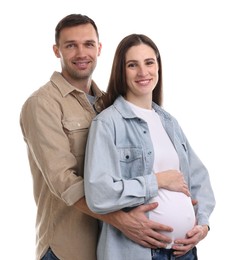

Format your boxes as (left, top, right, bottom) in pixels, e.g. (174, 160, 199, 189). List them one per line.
(20, 72, 105, 260)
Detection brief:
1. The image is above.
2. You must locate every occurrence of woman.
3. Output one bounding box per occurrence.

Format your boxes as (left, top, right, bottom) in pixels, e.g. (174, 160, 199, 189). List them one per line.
(84, 34, 215, 260)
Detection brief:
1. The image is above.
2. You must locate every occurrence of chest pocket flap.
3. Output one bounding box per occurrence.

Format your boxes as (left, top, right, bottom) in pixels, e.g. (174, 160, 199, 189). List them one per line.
(119, 148, 142, 162)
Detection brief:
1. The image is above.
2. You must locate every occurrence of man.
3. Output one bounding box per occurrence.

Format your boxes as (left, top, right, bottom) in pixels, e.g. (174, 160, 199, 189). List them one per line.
(20, 14, 172, 260)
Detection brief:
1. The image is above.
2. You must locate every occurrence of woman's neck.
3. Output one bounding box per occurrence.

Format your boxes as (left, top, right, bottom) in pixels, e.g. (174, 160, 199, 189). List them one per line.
(125, 94, 152, 110)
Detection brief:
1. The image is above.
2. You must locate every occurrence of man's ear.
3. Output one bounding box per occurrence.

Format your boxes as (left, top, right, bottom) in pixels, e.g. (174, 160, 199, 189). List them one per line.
(98, 42, 102, 56)
(53, 45, 61, 58)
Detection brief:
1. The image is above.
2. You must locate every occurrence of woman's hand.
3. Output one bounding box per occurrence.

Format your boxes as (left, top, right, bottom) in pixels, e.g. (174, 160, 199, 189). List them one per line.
(155, 170, 190, 196)
(172, 225, 209, 257)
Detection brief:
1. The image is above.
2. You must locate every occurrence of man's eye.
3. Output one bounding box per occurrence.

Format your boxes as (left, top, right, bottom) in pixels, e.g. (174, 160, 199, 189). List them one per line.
(66, 44, 75, 49)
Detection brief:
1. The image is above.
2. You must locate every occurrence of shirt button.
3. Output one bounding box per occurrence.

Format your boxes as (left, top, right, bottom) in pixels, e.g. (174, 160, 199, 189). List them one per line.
(77, 123, 81, 127)
(143, 131, 147, 134)
(148, 151, 152, 155)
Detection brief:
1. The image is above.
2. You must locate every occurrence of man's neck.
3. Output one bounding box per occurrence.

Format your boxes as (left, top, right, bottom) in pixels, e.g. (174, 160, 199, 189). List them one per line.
(61, 72, 92, 94)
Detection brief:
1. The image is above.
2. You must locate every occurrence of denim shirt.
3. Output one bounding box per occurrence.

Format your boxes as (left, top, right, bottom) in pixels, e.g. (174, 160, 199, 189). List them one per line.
(84, 95, 215, 260)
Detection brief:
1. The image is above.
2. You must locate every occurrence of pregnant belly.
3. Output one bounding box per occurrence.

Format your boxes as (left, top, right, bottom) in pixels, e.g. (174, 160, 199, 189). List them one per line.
(149, 189, 196, 248)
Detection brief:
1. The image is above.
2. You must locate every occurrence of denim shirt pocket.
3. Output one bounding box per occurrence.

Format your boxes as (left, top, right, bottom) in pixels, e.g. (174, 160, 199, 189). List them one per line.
(181, 142, 187, 152)
(118, 147, 143, 179)
(174, 134, 190, 183)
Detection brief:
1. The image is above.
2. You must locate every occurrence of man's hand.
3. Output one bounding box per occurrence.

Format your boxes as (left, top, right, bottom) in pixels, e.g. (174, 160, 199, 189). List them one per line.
(172, 225, 209, 257)
(191, 199, 198, 206)
(110, 202, 173, 248)
(75, 198, 173, 248)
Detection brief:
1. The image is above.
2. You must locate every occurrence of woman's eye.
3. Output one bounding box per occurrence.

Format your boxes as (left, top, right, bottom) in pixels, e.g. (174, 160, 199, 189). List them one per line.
(127, 63, 136, 68)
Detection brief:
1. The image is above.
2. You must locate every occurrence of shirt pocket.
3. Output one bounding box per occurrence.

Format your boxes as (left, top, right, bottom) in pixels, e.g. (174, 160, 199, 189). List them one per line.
(174, 133, 188, 155)
(118, 147, 144, 179)
(62, 118, 90, 157)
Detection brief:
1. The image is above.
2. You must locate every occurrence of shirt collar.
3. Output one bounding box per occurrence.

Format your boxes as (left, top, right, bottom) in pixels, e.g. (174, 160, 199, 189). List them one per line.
(50, 71, 104, 98)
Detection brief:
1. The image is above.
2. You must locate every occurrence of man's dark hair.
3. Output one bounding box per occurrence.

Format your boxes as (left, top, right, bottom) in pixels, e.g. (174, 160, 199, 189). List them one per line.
(55, 14, 99, 45)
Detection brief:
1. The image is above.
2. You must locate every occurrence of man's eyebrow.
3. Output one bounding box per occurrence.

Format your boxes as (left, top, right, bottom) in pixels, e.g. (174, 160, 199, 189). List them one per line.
(85, 39, 97, 44)
(63, 40, 76, 44)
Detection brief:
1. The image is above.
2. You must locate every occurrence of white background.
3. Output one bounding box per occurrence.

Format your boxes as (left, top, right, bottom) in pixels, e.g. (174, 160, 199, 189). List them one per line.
(1, 0, 241, 259)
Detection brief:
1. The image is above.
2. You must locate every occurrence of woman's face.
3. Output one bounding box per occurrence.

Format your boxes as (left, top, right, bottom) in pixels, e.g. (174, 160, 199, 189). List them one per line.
(125, 43, 159, 102)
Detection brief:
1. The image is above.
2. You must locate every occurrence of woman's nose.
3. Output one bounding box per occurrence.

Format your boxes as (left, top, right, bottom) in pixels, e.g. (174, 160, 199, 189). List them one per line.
(137, 66, 148, 76)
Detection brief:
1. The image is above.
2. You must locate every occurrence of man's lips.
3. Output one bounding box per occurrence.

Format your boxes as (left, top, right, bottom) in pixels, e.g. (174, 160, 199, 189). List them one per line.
(73, 61, 90, 69)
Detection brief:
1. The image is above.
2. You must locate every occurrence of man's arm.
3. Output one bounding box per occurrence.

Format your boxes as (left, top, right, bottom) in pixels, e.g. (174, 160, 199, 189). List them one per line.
(75, 197, 172, 248)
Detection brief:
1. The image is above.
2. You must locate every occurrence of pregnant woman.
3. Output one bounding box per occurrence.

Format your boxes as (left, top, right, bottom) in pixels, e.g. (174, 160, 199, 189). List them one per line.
(84, 34, 215, 260)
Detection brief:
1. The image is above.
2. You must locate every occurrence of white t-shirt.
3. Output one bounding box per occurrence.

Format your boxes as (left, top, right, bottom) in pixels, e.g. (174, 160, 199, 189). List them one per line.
(128, 102, 195, 248)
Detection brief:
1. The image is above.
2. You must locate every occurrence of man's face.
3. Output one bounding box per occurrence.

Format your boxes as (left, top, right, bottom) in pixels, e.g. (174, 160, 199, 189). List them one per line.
(53, 23, 102, 88)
